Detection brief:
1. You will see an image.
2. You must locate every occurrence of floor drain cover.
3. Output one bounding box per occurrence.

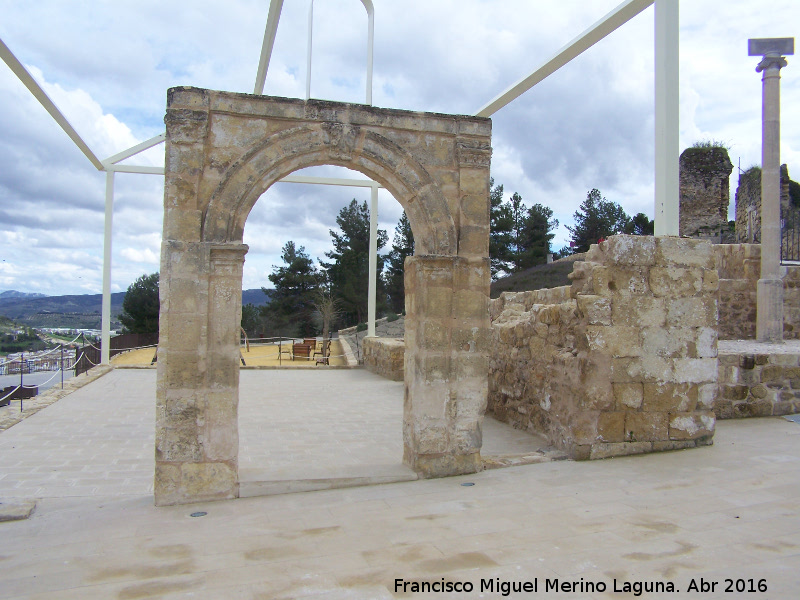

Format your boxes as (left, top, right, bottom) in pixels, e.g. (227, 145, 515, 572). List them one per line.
(190, 511, 208, 518)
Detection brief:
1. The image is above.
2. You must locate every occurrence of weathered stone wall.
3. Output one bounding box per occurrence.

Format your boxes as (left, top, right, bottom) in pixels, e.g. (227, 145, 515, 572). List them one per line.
(734, 164, 793, 243)
(363, 337, 405, 381)
(715, 244, 760, 340)
(717, 350, 800, 418)
(713, 244, 800, 339)
(488, 235, 718, 460)
(679, 147, 733, 239)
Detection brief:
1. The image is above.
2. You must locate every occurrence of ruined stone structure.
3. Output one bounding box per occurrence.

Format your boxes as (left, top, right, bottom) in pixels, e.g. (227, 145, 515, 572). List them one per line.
(487, 236, 718, 460)
(734, 164, 793, 243)
(678, 147, 733, 239)
(156, 87, 491, 505)
(714, 243, 800, 339)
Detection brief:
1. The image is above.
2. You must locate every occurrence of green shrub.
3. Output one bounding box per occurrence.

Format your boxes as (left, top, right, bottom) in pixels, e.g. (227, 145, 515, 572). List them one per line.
(386, 313, 399, 322)
(356, 323, 367, 332)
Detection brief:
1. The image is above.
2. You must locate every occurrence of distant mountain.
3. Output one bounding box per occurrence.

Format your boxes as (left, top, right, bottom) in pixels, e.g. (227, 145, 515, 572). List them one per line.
(243, 288, 272, 306)
(0, 290, 48, 299)
(0, 288, 271, 329)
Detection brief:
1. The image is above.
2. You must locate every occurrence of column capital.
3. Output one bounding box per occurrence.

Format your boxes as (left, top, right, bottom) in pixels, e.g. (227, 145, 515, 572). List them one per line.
(756, 54, 788, 73)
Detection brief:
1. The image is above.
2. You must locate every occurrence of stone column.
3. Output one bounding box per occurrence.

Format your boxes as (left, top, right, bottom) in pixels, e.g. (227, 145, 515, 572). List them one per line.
(753, 45, 790, 342)
(403, 255, 489, 477)
(154, 242, 247, 506)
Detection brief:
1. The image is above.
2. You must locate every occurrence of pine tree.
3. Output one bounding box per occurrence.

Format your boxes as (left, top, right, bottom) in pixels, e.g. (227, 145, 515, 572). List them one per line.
(489, 179, 513, 279)
(262, 241, 321, 337)
(517, 203, 559, 270)
(119, 272, 160, 334)
(566, 189, 631, 253)
(320, 199, 388, 326)
(624, 213, 654, 236)
(385, 211, 414, 314)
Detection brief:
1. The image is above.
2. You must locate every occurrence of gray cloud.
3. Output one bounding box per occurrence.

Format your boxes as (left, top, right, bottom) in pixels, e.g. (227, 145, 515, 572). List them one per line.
(0, 0, 798, 294)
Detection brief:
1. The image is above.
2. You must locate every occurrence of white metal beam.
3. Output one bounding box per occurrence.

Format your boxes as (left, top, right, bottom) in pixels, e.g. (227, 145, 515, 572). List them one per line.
(367, 185, 378, 337)
(653, 0, 679, 236)
(103, 133, 165, 166)
(306, 0, 314, 100)
(254, 0, 284, 95)
(101, 172, 115, 365)
(475, 0, 654, 117)
(279, 174, 383, 189)
(0, 37, 105, 170)
(105, 165, 165, 175)
(361, 0, 375, 105)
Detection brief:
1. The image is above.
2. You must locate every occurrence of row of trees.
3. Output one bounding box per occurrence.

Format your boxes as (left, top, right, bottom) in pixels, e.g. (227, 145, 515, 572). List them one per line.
(120, 184, 654, 338)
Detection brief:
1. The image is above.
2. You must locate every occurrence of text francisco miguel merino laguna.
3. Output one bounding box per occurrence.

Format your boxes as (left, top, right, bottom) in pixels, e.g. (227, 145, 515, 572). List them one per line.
(394, 576, 727, 596)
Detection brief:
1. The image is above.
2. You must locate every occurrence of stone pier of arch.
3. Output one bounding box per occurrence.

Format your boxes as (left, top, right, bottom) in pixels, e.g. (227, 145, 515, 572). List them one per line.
(155, 87, 492, 506)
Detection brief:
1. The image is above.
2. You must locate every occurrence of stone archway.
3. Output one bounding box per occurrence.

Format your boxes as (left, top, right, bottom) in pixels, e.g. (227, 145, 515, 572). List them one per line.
(155, 87, 492, 506)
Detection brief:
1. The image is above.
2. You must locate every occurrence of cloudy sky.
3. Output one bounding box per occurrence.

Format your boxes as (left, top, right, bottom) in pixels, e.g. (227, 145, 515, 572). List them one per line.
(1, 0, 798, 296)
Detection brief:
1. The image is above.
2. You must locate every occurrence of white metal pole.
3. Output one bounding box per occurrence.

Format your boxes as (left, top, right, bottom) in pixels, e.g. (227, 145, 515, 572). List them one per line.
(654, 0, 679, 236)
(362, 0, 374, 105)
(367, 185, 378, 337)
(101, 171, 115, 365)
(306, 0, 314, 101)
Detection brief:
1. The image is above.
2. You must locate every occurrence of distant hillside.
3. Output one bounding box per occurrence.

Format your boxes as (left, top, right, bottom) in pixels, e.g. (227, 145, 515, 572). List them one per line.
(243, 288, 272, 306)
(490, 254, 585, 299)
(0, 289, 272, 329)
(0, 290, 48, 299)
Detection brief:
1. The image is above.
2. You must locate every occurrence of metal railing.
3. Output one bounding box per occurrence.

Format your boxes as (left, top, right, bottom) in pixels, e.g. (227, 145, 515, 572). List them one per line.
(782, 210, 800, 263)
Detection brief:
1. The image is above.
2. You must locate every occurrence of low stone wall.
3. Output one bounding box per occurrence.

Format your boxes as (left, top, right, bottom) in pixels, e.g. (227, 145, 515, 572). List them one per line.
(339, 316, 405, 363)
(714, 244, 800, 340)
(488, 235, 717, 460)
(363, 337, 405, 381)
(717, 342, 800, 418)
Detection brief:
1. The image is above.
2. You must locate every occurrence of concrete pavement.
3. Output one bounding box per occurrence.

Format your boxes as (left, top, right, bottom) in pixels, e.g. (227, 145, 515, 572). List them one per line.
(1, 369, 800, 598)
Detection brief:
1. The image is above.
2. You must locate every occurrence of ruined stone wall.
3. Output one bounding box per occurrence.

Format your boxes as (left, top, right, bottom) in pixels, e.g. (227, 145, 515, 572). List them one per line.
(717, 350, 800, 418)
(679, 147, 733, 239)
(488, 235, 718, 460)
(734, 164, 793, 243)
(363, 337, 405, 381)
(713, 244, 800, 339)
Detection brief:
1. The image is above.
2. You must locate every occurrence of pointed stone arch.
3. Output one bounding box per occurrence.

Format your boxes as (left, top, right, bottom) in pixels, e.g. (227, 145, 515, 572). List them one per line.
(156, 88, 492, 505)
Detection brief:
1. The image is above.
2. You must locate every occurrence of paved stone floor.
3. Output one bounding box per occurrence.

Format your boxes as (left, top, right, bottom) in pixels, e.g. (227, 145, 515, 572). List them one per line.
(2, 369, 800, 598)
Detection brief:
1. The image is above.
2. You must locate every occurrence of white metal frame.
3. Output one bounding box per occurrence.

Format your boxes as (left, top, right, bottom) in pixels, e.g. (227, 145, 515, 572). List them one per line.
(1, 0, 680, 362)
(305, 0, 374, 104)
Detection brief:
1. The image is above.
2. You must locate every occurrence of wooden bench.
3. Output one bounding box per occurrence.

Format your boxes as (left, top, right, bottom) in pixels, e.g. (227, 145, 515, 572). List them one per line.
(292, 343, 313, 360)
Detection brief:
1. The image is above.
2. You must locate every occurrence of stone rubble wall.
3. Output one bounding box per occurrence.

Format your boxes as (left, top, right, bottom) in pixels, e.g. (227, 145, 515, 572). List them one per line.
(717, 350, 800, 418)
(713, 244, 800, 339)
(363, 337, 405, 381)
(488, 235, 718, 460)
